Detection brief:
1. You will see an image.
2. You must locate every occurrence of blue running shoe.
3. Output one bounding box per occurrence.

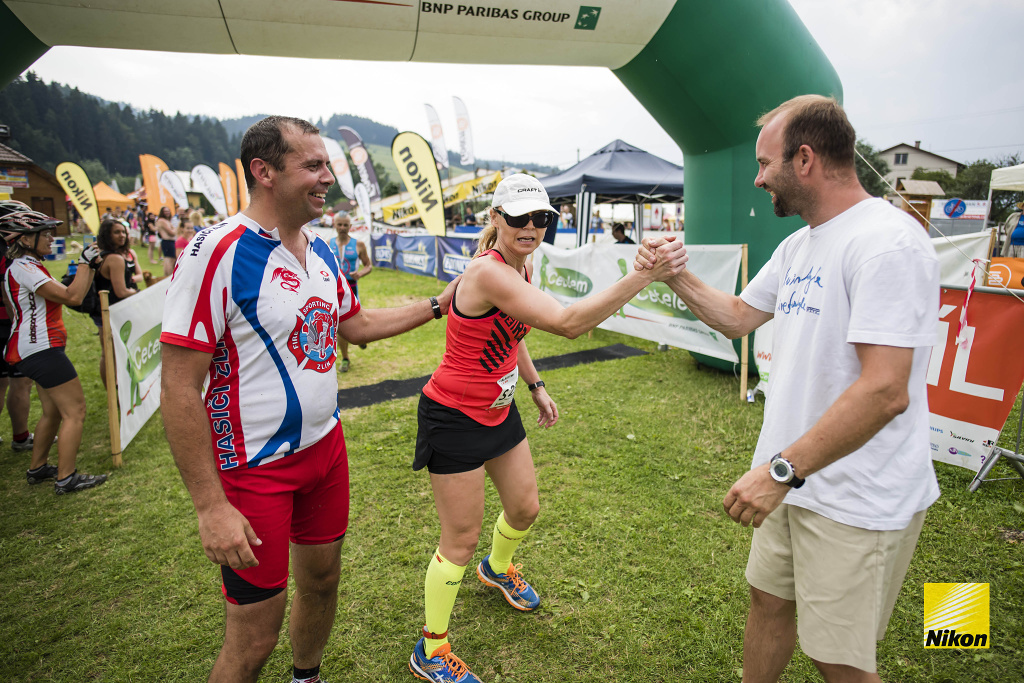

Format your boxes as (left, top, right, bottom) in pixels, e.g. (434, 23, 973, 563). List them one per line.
(476, 555, 540, 611)
(409, 638, 482, 683)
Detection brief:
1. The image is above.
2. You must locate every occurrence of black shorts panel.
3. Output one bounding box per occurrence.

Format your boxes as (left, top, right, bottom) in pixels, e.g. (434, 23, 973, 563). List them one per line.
(160, 239, 176, 258)
(221, 565, 286, 605)
(0, 321, 22, 378)
(15, 347, 77, 388)
(414, 393, 527, 475)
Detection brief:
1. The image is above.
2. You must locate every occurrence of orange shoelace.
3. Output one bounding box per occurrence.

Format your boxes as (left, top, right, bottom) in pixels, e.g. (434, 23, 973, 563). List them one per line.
(441, 651, 470, 678)
(506, 563, 528, 593)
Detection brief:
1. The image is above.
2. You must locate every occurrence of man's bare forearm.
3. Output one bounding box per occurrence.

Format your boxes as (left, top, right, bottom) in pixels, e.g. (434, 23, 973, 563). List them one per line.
(666, 270, 767, 339)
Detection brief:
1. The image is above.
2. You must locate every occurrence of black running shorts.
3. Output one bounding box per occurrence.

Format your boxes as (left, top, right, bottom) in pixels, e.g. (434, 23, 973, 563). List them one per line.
(414, 393, 527, 475)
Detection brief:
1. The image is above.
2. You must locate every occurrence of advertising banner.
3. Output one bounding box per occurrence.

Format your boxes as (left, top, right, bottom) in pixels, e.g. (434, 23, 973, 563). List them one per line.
(338, 126, 381, 200)
(322, 136, 355, 200)
(392, 132, 446, 236)
(55, 162, 100, 233)
(371, 233, 396, 269)
(219, 162, 238, 216)
(452, 96, 475, 166)
(382, 171, 501, 223)
(986, 257, 1024, 289)
(424, 103, 450, 170)
(159, 169, 189, 210)
(395, 234, 437, 277)
(354, 182, 372, 227)
(930, 199, 990, 221)
(139, 154, 174, 217)
(928, 288, 1024, 472)
(0, 167, 29, 188)
(533, 242, 743, 362)
(191, 164, 228, 216)
(437, 237, 477, 283)
(235, 158, 250, 211)
(108, 278, 171, 449)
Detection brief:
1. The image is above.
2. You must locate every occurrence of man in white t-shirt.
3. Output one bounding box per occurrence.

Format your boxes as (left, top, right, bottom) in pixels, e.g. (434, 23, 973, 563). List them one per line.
(636, 95, 940, 682)
(161, 116, 455, 683)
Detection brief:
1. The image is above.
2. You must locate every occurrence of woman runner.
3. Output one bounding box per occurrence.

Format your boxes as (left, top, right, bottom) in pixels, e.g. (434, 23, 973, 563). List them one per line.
(0, 202, 108, 494)
(409, 175, 687, 682)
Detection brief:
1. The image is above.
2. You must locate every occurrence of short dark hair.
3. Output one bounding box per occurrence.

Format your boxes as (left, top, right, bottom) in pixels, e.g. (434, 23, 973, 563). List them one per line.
(757, 95, 855, 173)
(611, 222, 625, 234)
(240, 116, 320, 191)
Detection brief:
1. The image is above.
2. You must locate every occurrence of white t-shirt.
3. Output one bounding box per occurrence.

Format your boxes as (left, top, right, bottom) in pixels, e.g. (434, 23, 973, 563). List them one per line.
(740, 198, 941, 530)
(161, 214, 359, 471)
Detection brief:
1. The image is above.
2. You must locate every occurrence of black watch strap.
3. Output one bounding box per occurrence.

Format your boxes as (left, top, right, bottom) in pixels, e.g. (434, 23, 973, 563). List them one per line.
(429, 296, 442, 319)
(528, 380, 545, 392)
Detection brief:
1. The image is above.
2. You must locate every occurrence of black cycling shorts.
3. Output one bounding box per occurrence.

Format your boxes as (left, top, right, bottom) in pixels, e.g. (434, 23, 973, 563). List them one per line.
(414, 393, 527, 475)
(15, 347, 78, 389)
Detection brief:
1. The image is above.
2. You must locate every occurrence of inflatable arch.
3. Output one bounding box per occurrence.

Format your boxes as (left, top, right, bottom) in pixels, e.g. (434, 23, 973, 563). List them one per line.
(1, 0, 841, 273)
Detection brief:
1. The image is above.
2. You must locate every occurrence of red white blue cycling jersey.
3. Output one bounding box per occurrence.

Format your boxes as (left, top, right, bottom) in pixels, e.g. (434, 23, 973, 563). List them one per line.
(3, 255, 66, 363)
(160, 214, 360, 470)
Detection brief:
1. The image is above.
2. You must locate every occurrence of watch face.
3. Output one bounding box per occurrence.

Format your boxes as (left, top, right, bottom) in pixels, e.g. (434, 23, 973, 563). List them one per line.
(770, 459, 791, 481)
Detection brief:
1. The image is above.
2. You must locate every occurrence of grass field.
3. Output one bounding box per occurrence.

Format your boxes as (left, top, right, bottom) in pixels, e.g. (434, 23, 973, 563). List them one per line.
(1, 252, 1022, 682)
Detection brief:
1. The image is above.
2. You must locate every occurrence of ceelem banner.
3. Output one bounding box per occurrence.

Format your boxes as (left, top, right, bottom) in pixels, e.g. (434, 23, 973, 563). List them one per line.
(392, 132, 445, 236)
(928, 288, 1024, 472)
(55, 162, 100, 234)
(219, 162, 238, 216)
(139, 154, 174, 217)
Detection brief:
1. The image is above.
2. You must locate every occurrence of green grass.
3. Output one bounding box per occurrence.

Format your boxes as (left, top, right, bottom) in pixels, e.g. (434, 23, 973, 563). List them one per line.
(1, 259, 1022, 682)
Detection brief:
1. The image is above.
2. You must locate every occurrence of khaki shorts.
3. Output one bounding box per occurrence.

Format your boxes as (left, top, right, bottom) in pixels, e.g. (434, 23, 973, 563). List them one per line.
(745, 504, 927, 672)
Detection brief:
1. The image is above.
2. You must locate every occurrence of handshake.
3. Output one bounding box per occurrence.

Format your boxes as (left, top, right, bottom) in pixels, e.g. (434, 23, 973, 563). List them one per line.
(78, 244, 102, 270)
(632, 235, 688, 281)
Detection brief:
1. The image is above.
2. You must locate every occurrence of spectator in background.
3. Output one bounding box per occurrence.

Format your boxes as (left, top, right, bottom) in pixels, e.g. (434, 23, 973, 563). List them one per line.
(0, 209, 36, 452)
(611, 223, 635, 244)
(94, 218, 141, 387)
(0, 202, 107, 494)
(329, 212, 372, 372)
(560, 204, 574, 229)
(143, 211, 157, 264)
(156, 206, 176, 277)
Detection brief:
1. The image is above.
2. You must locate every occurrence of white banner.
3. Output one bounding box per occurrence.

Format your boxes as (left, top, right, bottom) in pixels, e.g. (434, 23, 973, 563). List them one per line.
(452, 96, 474, 166)
(424, 103, 450, 170)
(191, 164, 228, 217)
(533, 242, 743, 362)
(159, 169, 189, 210)
(323, 136, 355, 201)
(354, 182, 372, 227)
(929, 199, 990, 221)
(751, 229, 994, 398)
(108, 279, 170, 448)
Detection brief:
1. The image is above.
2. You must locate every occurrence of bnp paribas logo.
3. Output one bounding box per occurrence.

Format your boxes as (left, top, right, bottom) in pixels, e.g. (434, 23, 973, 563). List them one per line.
(575, 6, 601, 30)
(924, 583, 989, 649)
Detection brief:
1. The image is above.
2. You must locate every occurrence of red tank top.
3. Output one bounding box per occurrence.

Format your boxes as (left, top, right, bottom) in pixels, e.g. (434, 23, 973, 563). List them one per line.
(422, 250, 532, 426)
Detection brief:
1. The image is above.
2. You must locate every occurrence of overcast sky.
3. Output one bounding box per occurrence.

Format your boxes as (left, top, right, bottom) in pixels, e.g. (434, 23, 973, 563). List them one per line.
(21, 0, 1024, 170)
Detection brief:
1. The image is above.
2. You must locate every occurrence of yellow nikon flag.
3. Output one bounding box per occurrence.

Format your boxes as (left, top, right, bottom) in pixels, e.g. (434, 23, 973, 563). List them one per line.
(139, 154, 174, 217)
(219, 162, 238, 216)
(55, 162, 100, 234)
(235, 158, 250, 211)
(392, 132, 445, 236)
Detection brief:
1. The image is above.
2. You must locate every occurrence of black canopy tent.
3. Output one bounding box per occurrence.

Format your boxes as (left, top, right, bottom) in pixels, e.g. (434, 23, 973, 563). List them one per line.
(539, 140, 685, 246)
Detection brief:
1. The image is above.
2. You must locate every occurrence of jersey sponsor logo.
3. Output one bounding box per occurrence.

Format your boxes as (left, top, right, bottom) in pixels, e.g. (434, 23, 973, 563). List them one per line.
(320, 269, 331, 282)
(271, 267, 302, 293)
(288, 297, 337, 373)
(479, 312, 529, 373)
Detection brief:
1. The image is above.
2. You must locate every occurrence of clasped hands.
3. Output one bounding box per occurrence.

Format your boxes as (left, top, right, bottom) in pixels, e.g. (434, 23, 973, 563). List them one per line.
(632, 235, 687, 277)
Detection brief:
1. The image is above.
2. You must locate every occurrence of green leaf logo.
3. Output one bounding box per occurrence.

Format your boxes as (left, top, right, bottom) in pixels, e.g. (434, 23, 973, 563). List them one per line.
(575, 6, 601, 30)
(616, 259, 698, 320)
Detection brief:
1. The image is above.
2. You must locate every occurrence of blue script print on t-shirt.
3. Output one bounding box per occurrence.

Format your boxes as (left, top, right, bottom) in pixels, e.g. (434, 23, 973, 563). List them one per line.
(778, 266, 824, 316)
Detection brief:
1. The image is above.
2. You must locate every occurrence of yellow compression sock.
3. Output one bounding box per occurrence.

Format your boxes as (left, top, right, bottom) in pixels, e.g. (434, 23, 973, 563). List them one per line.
(423, 549, 466, 657)
(487, 511, 532, 575)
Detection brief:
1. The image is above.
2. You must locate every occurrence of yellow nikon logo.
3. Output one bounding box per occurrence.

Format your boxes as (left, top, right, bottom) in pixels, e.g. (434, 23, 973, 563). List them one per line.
(923, 583, 989, 648)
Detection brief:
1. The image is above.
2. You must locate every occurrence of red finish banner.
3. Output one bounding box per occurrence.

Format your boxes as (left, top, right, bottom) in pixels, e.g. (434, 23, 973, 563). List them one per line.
(928, 289, 1024, 471)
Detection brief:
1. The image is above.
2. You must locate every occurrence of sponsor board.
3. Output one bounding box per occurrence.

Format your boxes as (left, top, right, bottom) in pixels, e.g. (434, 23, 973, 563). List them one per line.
(924, 583, 989, 648)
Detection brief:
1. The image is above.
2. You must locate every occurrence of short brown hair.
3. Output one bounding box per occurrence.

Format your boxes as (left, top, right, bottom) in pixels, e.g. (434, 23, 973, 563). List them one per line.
(240, 116, 320, 190)
(757, 95, 855, 172)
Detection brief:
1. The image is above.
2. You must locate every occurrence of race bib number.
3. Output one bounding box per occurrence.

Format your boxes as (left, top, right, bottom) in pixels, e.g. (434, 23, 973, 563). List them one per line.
(488, 366, 518, 410)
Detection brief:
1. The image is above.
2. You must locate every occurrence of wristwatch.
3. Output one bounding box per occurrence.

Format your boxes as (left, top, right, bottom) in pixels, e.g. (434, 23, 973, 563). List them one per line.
(429, 296, 442, 319)
(528, 380, 545, 392)
(769, 453, 805, 488)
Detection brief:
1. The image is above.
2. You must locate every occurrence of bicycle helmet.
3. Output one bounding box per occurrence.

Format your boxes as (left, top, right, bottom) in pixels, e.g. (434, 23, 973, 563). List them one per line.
(0, 202, 62, 257)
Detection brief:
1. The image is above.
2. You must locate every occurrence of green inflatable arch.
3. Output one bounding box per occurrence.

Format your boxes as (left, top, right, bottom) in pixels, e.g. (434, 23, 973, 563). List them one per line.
(1, 0, 840, 276)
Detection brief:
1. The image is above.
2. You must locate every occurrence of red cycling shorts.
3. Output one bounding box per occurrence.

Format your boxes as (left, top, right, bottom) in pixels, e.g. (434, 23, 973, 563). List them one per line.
(218, 420, 349, 603)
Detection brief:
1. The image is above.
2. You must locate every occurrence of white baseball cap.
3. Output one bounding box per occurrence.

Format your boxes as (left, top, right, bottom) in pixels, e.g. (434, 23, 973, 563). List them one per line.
(491, 173, 557, 216)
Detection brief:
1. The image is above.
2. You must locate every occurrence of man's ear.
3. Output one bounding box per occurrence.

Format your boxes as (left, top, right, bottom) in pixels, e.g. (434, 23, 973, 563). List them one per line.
(250, 158, 274, 190)
(795, 144, 815, 177)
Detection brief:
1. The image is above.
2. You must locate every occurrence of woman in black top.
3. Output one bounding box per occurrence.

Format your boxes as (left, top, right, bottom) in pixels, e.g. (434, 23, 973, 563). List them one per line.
(94, 218, 139, 387)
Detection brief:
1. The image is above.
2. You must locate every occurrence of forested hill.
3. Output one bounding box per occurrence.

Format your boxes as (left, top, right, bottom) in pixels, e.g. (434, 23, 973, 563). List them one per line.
(0, 72, 554, 192)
